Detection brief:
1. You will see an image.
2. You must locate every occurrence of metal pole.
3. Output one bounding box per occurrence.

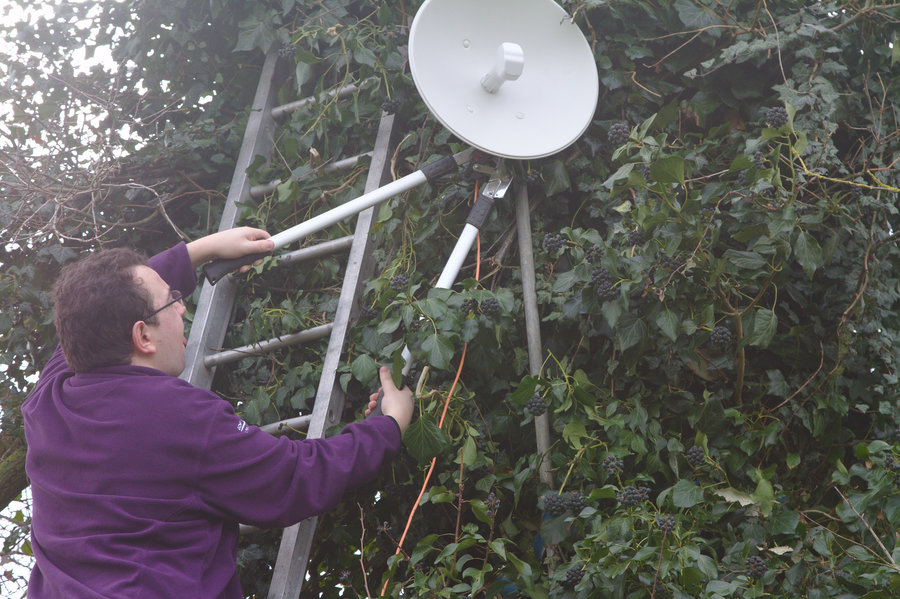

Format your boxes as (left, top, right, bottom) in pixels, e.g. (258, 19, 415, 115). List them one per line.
(515, 183, 552, 487)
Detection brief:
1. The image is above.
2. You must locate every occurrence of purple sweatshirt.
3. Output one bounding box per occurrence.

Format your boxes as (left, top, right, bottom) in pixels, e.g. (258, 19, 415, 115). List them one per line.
(22, 243, 401, 598)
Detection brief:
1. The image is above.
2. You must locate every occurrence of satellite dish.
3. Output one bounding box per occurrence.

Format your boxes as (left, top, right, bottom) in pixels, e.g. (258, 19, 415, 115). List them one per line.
(409, 0, 599, 160)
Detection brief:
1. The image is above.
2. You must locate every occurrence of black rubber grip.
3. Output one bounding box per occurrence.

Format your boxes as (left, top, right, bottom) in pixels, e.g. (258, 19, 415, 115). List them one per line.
(466, 194, 496, 228)
(202, 251, 272, 285)
(420, 154, 460, 183)
(369, 375, 406, 417)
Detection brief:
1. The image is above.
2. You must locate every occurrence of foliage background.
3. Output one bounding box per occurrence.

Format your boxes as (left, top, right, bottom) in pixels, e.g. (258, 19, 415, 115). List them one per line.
(2, 0, 900, 597)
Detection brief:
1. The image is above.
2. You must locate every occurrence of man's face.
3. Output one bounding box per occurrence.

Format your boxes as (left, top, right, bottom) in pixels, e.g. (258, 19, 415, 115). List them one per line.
(133, 265, 187, 376)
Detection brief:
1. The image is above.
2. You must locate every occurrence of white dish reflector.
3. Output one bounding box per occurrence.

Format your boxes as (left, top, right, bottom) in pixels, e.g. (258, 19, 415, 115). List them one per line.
(409, 0, 599, 159)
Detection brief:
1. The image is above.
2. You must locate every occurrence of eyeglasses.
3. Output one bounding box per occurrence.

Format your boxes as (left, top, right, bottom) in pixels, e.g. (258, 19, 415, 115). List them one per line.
(144, 289, 184, 321)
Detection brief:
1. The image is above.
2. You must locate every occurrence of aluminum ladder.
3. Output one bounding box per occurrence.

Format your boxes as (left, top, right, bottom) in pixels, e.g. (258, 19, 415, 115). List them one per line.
(180, 49, 399, 599)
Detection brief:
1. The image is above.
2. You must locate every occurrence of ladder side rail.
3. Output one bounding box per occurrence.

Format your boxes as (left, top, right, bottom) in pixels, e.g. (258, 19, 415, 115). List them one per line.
(182, 50, 283, 389)
(266, 112, 400, 599)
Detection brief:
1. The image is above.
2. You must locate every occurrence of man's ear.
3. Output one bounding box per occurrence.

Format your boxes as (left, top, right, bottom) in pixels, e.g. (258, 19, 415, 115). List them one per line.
(131, 320, 157, 357)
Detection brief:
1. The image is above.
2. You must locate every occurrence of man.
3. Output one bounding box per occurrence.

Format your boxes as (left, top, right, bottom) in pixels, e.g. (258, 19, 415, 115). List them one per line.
(22, 227, 413, 598)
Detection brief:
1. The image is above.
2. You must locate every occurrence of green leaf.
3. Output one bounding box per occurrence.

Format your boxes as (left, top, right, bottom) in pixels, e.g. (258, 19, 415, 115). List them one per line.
(562, 419, 588, 449)
(295, 62, 313, 88)
(350, 354, 378, 385)
(421, 333, 455, 370)
(752, 474, 776, 516)
(656, 309, 679, 342)
(768, 510, 800, 535)
(675, 0, 721, 28)
(723, 249, 768, 270)
(746, 308, 778, 348)
(672, 479, 704, 507)
(461, 435, 477, 466)
(650, 155, 685, 184)
(616, 313, 647, 351)
(712, 487, 755, 506)
(794, 230, 823, 278)
(377, 313, 402, 335)
(403, 415, 450, 466)
(603, 163, 634, 190)
(539, 514, 570, 545)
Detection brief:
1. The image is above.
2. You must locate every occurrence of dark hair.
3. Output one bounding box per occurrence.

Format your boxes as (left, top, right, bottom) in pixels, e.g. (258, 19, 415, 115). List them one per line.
(53, 247, 154, 372)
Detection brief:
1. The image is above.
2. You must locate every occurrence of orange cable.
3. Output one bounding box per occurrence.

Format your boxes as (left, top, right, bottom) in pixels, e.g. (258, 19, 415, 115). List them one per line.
(380, 181, 483, 597)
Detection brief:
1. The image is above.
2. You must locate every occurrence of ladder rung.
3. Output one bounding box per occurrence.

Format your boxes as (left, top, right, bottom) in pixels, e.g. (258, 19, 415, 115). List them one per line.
(203, 323, 333, 368)
(250, 152, 373, 200)
(277, 236, 353, 267)
(271, 83, 360, 121)
(259, 414, 312, 434)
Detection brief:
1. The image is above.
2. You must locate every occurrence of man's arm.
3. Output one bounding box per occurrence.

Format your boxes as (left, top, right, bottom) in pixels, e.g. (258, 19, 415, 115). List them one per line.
(185, 227, 274, 269)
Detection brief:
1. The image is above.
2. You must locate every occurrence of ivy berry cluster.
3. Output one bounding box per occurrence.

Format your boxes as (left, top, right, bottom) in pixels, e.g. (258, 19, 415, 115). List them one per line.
(542, 232, 565, 253)
(627, 229, 646, 246)
(686, 446, 705, 467)
(561, 566, 584, 589)
(277, 41, 293, 59)
(480, 297, 500, 317)
(390, 273, 409, 292)
(602, 455, 624, 474)
(745, 555, 767, 581)
(541, 491, 587, 516)
(608, 121, 631, 146)
(592, 267, 618, 301)
(765, 106, 788, 128)
(710, 326, 732, 347)
(656, 515, 676, 533)
(616, 485, 650, 507)
(381, 97, 402, 114)
(656, 252, 679, 271)
(525, 394, 547, 416)
(358, 305, 379, 320)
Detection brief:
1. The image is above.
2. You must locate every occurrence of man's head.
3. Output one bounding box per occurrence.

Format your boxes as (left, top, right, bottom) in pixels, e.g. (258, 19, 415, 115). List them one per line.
(53, 248, 187, 375)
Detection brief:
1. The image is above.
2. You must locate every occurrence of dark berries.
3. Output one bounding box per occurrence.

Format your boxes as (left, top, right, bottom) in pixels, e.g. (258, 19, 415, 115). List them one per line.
(656, 515, 676, 532)
(389, 273, 409, 292)
(737, 169, 749, 186)
(765, 106, 788, 128)
(686, 446, 705, 467)
(627, 229, 647, 246)
(541, 492, 566, 516)
(561, 566, 584, 589)
(526, 394, 547, 416)
(592, 267, 618, 301)
(617, 485, 650, 507)
(480, 297, 500, 316)
(657, 252, 679, 271)
(542, 232, 565, 253)
(753, 151, 765, 169)
(710, 326, 732, 347)
(745, 555, 767, 580)
(460, 298, 478, 314)
(608, 121, 631, 146)
(591, 267, 612, 286)
(277, 41, 293, 59)
(541, 491, 585, 515)
(585, 245, 602, 263)
(381, 97, 402, 113)
(602, 455, 624, 474)
(486, 491, 500, 514)
(563, 491, 586, 513)
(358, 305, 379, 320)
